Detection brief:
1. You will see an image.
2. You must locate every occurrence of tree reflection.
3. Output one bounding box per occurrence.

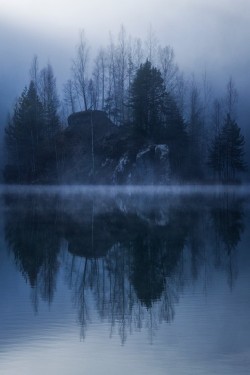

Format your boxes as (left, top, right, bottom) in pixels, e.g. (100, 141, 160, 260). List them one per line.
(3, 191, 246, 342)
(4, 195, 60, 309)
(210, 194, 245, 288)
(211, 194, 245, 253)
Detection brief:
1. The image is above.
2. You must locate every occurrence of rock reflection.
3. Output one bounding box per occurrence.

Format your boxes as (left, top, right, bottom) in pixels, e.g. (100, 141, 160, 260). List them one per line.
(4, 191, 246, 342)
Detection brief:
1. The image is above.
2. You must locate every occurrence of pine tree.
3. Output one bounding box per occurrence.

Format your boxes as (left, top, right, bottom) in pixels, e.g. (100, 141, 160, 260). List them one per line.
(208, 114, 247, 182)
(5, 81, 45, 182)
(39, 64, 61, 139)
(130, 60, 188, 178)
(130, 60, 166, 137)
(39, 64, 61, 176)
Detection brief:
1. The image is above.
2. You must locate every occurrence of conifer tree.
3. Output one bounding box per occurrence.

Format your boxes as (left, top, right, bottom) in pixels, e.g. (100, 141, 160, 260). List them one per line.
(39, 64, 61, 175)
(208, 114, 247, 182)
(130, 60, 166, 137)
(39, 63, 61, 139)
(5, 81, 44, 182)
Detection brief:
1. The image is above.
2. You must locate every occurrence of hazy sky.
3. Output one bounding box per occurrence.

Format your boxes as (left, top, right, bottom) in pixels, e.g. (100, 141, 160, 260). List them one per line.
(1, 0, 250, 123)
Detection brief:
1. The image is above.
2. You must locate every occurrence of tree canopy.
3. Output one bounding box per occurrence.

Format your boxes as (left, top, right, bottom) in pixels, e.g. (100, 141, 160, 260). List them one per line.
(3, 46, 248, 184)
(5, 81, 44, 182)
(4, 72, 61, 183)
(208, 114, 247, 182)
(130, 60, 166, 137)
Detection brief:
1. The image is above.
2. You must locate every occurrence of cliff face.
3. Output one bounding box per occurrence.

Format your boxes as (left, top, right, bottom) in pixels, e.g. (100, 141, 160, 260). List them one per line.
(59, 110, 170, 184)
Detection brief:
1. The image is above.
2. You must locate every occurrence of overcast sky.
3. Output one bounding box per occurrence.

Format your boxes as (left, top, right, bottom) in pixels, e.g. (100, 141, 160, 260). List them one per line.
(1, 0, 250, 126)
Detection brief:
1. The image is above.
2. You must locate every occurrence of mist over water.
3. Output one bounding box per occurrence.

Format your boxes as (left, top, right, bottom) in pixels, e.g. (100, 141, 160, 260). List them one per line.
(2, 183, 250, 197)
(0, 184, 250, 374)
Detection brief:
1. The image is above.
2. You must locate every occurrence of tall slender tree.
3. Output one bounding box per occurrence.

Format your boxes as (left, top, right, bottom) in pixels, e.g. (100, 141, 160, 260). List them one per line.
(64, 79, 77, 115)
(130, 60, 166, 137)
(39, 63, 61, 176)
(208, 114, 247, 181)
(162, 92, 188, 178)
(5, 81, 44, 182)
(72, 30, 90, 111)
(187, 82, 204, 179)
(157, 45, 179, 94)
(39, 63, 61, 138)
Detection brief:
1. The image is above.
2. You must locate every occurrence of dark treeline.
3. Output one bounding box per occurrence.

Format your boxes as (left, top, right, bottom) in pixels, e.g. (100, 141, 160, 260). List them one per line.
(3, 28, 248, 184)
(4, 192, 245, 342)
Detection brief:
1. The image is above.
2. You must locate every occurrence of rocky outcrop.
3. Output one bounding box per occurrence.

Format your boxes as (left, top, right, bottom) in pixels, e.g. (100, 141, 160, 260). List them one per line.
(67, 110, 117, 139)
(112, 144, 170, 184)
(59, 110, 170, 184)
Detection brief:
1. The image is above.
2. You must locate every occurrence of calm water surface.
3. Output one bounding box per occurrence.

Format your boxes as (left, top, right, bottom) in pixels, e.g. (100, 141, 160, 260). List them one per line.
(0, 185, 250, 375)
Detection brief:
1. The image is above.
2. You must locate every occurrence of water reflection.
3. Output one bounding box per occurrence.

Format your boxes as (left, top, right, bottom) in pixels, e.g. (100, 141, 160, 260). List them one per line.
(3, 189, 246, 343)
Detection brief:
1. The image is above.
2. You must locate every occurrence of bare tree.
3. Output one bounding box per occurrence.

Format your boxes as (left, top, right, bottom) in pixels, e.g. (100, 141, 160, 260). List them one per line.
(145, 25, 158, 64)
(29, 55, 39, 90)
(63, 79, 77, 115)
(225, 76, 238, 119)
(201, 70, 212, 129)
(157, 45, 179, 94)
(106, 32, 118, 122)
(72, 30, 90, 111)
(98, 49, 107, 110)
(117, 26, 128, 123)
(212, 98, 224, 136)
(132, 37, 144, 69)
(174, 73, 187, 118)
(187, 78, 205, 179)
(105, 27, 130, 124)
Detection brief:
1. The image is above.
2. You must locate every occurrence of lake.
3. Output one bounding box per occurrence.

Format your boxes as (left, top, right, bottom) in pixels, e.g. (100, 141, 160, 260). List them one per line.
(0, 185, 250, 374)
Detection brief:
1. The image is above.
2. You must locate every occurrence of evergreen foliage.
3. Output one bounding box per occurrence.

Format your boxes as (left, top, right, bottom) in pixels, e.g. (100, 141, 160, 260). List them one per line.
(4, 74, 61, 183)
(130, 61, 188, 178)
(5, 81, 44, 182)
(39, 64, 61, 139)
(130, 61, 166, 137)
(3, 47, 248, 184)
(208, 114, 247, 182)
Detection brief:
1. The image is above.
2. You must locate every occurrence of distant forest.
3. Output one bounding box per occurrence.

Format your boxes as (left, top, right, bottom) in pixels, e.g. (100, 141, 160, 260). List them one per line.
(3, 28, 248, 184)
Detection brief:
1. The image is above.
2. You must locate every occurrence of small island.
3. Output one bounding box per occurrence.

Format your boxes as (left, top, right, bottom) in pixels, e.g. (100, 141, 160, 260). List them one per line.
(3, 50, 248, 185)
